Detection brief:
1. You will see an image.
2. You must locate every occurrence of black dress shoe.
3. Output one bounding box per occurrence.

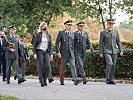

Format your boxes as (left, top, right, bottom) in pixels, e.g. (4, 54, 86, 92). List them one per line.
(23, 78, 27, 81)
(3, 78, 7, 82)
(18, 78, 26, 84)
(109, 81, 116, 84)
(14, 75, 17, 80)
(48, 78, 54, 83)
(74, 81, 79, 85)
(7, 80, 10, 84)
(106, 80, 116, 84)
(83, 79, 87, 84)
(74, 79, 82, 85)
(44, 83, 47, 86)
(60, 82, 64, 85)
(41, 83, 44, 87)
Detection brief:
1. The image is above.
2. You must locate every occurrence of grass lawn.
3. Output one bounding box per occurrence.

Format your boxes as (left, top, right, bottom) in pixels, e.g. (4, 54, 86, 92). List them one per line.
(0, 95, 18, 100)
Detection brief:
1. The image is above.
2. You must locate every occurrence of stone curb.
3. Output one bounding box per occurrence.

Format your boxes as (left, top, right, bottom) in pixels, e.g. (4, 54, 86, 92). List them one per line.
(25, 75, 133, 84)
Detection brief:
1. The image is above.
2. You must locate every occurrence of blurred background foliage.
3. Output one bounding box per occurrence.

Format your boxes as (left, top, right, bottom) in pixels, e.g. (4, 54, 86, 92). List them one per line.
(0, 0, 132, 34)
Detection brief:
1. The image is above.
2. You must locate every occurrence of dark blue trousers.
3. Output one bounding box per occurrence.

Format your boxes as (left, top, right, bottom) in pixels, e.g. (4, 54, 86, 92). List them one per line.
(0, 57, 6, 80)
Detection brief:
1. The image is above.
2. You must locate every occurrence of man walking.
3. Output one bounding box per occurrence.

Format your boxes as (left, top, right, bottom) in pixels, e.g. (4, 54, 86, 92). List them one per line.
(55, 20, 80, 85)
(4, 25, 26, 84)
(74, 21, 94, 84)
(99, 19, 123, 84)
(18, 35, 29, 80)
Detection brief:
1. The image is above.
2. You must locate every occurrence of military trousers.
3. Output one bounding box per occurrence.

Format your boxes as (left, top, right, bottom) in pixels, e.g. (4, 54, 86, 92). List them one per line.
(6, 59, 22, 81)
(60, 57, 78, 83)
(75, 56, 86, 79)
(21, 58, 27, 78)
(104, 54, 117, 81)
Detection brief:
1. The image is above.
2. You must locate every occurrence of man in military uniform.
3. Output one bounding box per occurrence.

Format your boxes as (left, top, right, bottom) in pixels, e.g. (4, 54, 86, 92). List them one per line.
(55, 20, 80, 85)
(0, 31, 6, 81)
(18, 35, 29, 80)
(3, 25, 26, 84)
(99, 19, 123, 84)
(74, 21, 94, 84)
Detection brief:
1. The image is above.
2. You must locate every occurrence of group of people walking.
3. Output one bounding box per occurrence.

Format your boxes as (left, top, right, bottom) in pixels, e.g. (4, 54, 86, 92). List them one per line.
(0, 25, 29, 84)
(0, 19, 123, 87)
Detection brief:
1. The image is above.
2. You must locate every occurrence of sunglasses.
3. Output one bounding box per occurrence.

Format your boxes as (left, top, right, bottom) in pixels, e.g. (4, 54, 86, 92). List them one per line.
(78, 25, 84, 27)
(67, 24, 72, 26)
(108, 22, 115, 25)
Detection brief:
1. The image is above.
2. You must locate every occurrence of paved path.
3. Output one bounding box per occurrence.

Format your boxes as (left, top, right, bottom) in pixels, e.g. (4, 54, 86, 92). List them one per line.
(0, 76, 133, 100)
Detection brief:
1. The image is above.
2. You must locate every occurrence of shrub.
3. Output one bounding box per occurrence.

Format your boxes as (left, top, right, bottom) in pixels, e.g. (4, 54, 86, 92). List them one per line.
(26, 49, 133, 79)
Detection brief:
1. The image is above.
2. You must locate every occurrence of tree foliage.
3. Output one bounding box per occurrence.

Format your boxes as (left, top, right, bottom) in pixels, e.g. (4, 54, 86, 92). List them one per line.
(0, 0, 132, 34)
(0, 0, 73, 34)
(119, 21, 133, 30)
(118, 0, 133, 20)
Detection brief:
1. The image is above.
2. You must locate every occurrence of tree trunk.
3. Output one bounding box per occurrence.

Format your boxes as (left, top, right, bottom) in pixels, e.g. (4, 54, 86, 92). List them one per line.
(109, 0, 112, 19)
(98, 1, 105, 29)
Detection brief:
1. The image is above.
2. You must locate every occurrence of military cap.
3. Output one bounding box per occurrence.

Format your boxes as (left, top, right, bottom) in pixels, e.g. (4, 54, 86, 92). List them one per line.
(107, 19, 115, 22)
(76, 21, 85, 26)
(20, 34, 25, 38)
(107, 19, 115, 24)
(64, 20, 73, 25)
(9, 25, 16, 30)
(2, 24, 7, 27)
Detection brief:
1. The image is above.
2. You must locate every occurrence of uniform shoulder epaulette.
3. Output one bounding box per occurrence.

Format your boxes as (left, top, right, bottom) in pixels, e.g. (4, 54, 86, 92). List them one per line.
(113, 29, 118, 33)
(101, 29, 107, 33)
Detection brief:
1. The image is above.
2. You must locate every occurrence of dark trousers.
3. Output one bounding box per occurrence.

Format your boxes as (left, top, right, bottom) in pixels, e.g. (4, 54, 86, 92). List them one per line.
(60, 57, 78, 83)
(21, 58, 27, 78)
(0, 58, 6, 79)
(75, 57, 86, 79)
(37, 50, 50, 84)
(6, 59, 22, 81)
(104, 54, 117, 81)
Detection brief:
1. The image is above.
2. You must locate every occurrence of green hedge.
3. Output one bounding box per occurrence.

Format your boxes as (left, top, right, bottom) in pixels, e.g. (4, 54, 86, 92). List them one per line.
(90, 41, 133, 50)
(27, 41, 133, 52)
(26, 49, 133, 79)
(85, 49, 133, 78)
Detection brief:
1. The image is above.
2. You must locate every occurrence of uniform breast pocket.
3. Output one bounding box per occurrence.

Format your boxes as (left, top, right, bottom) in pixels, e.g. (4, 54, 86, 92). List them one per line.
(112, 34, 117, 41)
(83, 35, 87, 39)
(112, 34, 117, 38)
(105, 35, 111, 39)
(70, 34, 74, 40)
(61, 36, 66, 42)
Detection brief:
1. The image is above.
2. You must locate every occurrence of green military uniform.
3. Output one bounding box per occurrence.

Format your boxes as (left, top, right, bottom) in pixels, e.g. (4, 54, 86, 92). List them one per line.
(99, 28, 123, 83)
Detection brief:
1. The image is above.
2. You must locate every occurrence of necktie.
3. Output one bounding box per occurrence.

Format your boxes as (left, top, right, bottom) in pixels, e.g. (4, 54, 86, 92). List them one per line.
(0, 39, 2, 46)
(0, 40, 1, 46)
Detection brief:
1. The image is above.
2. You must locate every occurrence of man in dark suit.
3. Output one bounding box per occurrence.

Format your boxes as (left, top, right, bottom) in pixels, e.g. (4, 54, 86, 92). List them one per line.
(0, 31, 6, 81)
(99, 19, 123, 84)
(55, 20, 80, 85)
(3, 25, 26, 84)
(74, 21, 94, 84)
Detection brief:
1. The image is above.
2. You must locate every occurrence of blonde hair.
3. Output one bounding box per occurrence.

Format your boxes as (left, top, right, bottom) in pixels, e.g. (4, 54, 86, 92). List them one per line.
(40, 22, 47, 28)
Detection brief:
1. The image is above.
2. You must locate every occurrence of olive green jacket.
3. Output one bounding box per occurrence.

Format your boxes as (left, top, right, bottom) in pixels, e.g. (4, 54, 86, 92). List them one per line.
(99, 29, 123, 54)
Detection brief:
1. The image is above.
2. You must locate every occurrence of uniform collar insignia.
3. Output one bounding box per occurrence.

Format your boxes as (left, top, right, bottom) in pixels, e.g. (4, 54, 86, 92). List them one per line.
(65, 30, 72, 33)
(105, 29, 114, 32)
